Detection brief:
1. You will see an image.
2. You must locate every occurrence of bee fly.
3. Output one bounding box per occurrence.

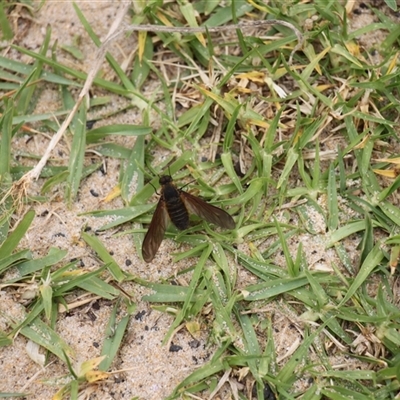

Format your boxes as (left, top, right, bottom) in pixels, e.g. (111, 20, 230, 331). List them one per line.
(142, 175, 235, 262)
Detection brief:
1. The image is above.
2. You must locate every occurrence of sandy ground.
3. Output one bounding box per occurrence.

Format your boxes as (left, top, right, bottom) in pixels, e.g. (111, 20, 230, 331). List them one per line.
(0, 1, 398, 399)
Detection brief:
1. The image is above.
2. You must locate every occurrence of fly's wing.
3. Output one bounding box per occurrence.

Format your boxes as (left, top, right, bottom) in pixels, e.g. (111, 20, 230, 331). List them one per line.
(181, 191, 235, 229)
(142, 199, 170, 262)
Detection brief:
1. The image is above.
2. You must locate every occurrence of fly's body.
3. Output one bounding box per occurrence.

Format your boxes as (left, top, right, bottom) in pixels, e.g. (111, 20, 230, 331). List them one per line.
(142, 175, 235, 262)
(160, 176, 189, 230)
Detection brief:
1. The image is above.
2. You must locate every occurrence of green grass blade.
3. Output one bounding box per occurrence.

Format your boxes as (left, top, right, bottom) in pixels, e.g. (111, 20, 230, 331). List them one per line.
(327, 163, 339, 231)
(0, 210, 35, 258)
(16, 25, 51, 114)
(99, 300, 134, 371)
(19, 318, 74, 363)
(0, 99, 14, 175)
(339, 243, 385, 306)
(66, 102, 87, 204)
(0, 2, 13, 40)
(121, 136, 145, 203)
(277, 322, 328, 383)
(81, 232, 125, 282)
(163, 244, 212, 343)
(77, 276, 119, 300)
(16, 247, 67, 276)
(0, 249, 32, 275)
